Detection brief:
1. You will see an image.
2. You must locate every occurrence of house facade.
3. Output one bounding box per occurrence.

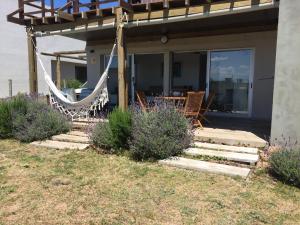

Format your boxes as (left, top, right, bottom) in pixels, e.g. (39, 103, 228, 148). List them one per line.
(6, 0, 300, 145)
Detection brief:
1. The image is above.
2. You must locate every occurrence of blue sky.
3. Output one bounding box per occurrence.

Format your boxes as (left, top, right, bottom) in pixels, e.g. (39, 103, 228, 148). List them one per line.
(45, 0, 91, 7)
(45, 0, 116, 8)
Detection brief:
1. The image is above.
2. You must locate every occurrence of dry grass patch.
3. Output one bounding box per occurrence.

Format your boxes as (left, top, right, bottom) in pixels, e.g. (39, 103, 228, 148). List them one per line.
(0, 140, 299, 225)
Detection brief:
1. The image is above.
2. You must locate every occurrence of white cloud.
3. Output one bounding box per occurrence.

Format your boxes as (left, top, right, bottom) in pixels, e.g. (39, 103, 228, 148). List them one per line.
(239, 65, 249, 69)
(211, 56, 228, 62)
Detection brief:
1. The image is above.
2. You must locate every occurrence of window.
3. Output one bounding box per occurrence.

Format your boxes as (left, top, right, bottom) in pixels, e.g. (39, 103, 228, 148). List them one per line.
(75, 66, 87, 83)
(209, 49, 252, 114)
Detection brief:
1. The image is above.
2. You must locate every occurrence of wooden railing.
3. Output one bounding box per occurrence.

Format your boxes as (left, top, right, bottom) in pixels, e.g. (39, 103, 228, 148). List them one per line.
(7, 0, 226, 25)
(8, 0, 131, 24)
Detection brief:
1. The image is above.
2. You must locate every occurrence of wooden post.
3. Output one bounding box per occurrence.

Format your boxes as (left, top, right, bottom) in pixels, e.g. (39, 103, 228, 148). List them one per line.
(163, 51, 173, 96)
(56, 56, 62, 90)
(50, 0, 54, 16)
(27, 28, 38, 94)
(41, 0, 46, 17)
(73, 0, 79, 13)
(18, 0, 24, 19)
(8, 79, 12, 97)
(116, 7, 128, 110)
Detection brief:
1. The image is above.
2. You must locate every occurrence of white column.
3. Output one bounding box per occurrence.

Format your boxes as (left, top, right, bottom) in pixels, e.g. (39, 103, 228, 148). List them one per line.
(163, 51, 173, 96)
(271, 1, 300, 145)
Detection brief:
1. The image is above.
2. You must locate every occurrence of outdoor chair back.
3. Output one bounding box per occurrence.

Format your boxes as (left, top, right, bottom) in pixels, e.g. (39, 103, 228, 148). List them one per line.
(136, 91, 148, 112)
(199, 92, 216, 123)
(183, 91, 205, 128)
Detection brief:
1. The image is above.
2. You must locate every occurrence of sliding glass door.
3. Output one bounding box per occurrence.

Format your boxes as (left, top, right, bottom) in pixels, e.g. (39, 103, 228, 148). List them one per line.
(208, 49, 253, 115)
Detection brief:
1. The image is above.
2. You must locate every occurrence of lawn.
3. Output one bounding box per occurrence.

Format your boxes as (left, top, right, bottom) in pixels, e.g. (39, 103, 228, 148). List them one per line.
(0, 140, 299, 225)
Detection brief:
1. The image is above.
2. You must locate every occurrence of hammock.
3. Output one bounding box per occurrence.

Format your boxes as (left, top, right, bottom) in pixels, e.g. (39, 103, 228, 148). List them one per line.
(34, 40, 117, 120)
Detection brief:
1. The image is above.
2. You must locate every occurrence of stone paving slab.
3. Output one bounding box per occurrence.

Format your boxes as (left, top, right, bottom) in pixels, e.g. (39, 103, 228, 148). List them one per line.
(72, 122, 90, 130)
(159, 157, 251, 178)
(184, 148, 259, 164)
(194, 128, 267, 148)
(31, 140, 89, 150)
(52, 134, 90, 144)
(193, 142, 258, 154)
(67, 131, 89, 137)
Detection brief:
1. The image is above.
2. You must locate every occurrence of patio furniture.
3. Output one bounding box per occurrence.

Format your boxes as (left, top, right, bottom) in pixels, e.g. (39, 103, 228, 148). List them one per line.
(155, 96, 187, 109)
(183, 91, 205, 128)
(199, 92, 215, 123)
(136, 91, 149, 112)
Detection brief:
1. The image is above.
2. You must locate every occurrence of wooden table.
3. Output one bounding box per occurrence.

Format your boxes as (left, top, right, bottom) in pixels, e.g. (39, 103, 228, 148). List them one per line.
(154, 96, 187, 107)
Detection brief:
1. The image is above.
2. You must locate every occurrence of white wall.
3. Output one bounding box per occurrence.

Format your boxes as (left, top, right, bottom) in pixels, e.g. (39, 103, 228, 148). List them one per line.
(51, 60, 86, 82)
(0, 1, 86, 98)
(86, 31, 277, 120)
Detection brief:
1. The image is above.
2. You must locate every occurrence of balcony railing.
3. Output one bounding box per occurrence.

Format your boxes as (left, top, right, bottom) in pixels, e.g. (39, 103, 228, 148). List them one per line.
(7, 0, 234, 26)
(7, 0, 133, 25)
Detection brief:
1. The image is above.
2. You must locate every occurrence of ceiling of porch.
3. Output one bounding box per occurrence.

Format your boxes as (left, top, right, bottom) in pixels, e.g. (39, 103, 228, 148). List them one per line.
(60, 7, 278, 43)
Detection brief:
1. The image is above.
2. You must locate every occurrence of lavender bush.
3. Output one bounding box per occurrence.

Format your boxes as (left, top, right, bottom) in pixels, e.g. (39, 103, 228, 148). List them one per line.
(129, 102, 192, 160)
(269, 147, 300, 187)
(0, 95, 70, 142)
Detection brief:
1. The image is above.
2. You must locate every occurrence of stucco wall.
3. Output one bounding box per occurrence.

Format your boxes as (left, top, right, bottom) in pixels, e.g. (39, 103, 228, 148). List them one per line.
(51, 60, 86, 83)
(271, 1, 300, 145)
(0, 1, 86, 98)
(86, 30, 277, 120)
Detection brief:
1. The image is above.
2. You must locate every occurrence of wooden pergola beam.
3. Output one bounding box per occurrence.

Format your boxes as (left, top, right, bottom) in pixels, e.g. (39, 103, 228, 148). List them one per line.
(56, 56, 61, 90)
(53, 50, 86, 55)
(57, 11, 75, 22)
(116, 7, 128, 110)
(41, 52, 87, 61)
(27, 28, 38, 94)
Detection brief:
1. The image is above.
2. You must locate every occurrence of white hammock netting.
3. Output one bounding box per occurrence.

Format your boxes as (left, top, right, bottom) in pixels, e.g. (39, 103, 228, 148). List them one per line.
(35, 41, 117, 121)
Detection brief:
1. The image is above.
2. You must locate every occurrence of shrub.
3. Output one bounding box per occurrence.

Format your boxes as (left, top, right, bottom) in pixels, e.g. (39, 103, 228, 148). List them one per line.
(0, 95, 28, 138)
(65, 79, 83, 89)
(91, 108, 132, 151)
(12, 100, 70, 142)
(129, 104, 192, 160)
(90, 122, 115, 152)
(108, 108, 132, 149)
(269, 148, 300, 187)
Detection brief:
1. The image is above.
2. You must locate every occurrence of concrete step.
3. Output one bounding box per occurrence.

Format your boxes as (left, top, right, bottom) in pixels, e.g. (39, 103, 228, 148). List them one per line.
(67, 130, 89, 137)
(194, 128, 267, 148)
(159, 157, 250, 178)
(72, 122, 90, 130)
(31, 140, 89, 150)
(51, 134, 90, 144)
(193, 142, 258, 155)
(184, 148, 259, 164)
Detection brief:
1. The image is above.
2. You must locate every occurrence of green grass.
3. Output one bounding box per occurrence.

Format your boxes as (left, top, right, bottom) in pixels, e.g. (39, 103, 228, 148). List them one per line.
(0, 139, 299, 225)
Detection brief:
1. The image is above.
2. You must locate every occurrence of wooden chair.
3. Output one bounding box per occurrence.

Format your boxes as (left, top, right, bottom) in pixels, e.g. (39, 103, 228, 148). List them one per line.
(136, 91, 149, 112)
(199, 92, 215, 123)
(183, 91, 205, 128)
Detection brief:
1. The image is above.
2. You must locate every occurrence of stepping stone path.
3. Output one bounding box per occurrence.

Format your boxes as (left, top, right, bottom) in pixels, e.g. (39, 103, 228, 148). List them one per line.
(194, 128, 267, 148)
(160, 139, 262, 178)
(30, 119, 95, 150)
(159, 157, 251, 178)
(31, 119, 263, 179)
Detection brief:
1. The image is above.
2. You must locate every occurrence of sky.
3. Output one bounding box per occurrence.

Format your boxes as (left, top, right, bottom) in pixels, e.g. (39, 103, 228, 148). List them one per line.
(45, 0, 92, 8)
(44, 0, 117, 9)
